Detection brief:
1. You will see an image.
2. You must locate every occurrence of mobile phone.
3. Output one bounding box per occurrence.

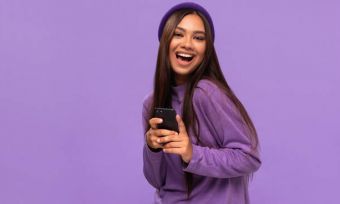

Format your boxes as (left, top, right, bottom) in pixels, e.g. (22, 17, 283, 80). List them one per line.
(154, 108, 179, 133)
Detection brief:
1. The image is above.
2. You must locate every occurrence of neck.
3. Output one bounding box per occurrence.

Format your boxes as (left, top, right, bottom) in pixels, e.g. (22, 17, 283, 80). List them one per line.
(175, 75, 188, 86)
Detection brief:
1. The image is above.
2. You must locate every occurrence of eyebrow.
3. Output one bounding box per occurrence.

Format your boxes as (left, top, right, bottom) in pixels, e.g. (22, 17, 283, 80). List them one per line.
(176, 26, 206, 35)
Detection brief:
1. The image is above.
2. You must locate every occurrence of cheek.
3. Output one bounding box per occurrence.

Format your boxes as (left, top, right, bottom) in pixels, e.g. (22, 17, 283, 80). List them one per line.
(197, 44, 206, 59)
(169, 39, 178, 51)
(168, 43, 176, 59)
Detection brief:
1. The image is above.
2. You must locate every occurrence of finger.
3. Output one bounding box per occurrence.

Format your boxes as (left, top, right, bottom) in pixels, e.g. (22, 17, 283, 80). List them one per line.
(149, 135, 164, 149)
(163, 141, 183, 149)
(147, 128, 157, 139)
(157, 133, 181, 144)
(146, 129, 163, 147)
(176, 115, 187, 134)
(152, 141, 164, 149)
(149, 118, 163, 129)
(153, 129, 177, 137)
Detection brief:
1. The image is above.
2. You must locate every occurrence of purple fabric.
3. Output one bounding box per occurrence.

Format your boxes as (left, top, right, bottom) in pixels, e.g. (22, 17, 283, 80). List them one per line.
(142, 79, 261, 204)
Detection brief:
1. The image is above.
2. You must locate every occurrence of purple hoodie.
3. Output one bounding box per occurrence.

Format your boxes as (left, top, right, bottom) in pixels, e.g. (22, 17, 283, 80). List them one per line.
(142, 79, 261, 204)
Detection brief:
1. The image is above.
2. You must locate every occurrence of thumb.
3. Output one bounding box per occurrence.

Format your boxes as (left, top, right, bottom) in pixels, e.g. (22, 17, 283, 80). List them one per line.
(176, 114, 187, 134)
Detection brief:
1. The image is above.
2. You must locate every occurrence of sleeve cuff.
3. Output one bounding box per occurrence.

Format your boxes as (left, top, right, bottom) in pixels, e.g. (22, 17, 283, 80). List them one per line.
(183, 144, 201, 172)
(144, 144, 164, 160)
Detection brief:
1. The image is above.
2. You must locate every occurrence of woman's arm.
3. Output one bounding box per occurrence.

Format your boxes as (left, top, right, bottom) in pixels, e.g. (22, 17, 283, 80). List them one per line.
(143, 144, 167, 188)
(142, 100, 167, 189)
(184, 144, 260, 178)
(183, 83, 261, 178)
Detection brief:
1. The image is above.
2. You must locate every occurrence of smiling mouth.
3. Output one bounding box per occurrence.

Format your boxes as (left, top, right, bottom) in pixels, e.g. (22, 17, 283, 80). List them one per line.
(176, 52, 194, 62)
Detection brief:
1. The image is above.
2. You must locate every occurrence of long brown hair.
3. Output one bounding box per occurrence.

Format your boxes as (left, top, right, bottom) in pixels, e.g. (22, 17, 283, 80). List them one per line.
(149, 9, 259, 197)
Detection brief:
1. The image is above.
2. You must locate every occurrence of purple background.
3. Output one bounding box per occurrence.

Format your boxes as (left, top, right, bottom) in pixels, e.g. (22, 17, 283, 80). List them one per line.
(1, 0, 339, 203)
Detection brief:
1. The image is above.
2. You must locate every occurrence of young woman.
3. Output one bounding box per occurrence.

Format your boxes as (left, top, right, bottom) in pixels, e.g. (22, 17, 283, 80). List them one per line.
(142, 2, 261, 204)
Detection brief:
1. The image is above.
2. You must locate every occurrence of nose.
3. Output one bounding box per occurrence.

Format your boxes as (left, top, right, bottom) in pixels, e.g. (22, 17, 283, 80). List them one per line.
(180, 36, 193, 50)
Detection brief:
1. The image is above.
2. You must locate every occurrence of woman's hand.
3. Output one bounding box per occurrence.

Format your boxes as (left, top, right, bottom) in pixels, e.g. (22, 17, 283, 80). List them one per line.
(157, 115, 193, 163)
(146, 118, 178, 150)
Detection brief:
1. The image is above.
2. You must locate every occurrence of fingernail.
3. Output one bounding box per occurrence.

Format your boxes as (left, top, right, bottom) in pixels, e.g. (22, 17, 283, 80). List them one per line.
(159, 119, 163, 123)
(157, 139, 160, 143)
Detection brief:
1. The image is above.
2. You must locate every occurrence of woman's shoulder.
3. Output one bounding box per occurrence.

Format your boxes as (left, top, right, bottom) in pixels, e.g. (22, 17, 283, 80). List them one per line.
(194, 80, 242, 122)
(193, 79, 235, 109)
(194, 79, 224, 99)
(196, 79, 218, 90)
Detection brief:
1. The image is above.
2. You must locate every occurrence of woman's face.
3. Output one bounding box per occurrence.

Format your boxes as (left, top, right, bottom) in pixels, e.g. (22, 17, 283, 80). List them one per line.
(169, 14, 206, 85)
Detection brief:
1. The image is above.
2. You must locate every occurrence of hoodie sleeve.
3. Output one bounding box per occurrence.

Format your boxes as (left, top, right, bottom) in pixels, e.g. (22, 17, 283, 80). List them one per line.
(142, 96, 167, 189)
(183, 83, 261, 178)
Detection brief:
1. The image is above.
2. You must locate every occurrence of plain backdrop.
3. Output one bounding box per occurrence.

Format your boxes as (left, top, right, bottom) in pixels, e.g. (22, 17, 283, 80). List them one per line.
(1, 0, 339, 203)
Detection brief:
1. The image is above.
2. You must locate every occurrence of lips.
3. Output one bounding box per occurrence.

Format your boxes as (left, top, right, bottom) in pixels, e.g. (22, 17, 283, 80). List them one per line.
(175, 52, 195, 66)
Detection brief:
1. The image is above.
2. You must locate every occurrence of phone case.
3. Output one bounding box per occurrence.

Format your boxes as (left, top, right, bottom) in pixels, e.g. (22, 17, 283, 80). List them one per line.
(154, 108, 179, 132)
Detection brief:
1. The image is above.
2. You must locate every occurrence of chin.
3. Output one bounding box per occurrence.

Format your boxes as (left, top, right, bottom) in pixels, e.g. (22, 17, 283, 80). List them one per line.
(173, 67, 194, 76)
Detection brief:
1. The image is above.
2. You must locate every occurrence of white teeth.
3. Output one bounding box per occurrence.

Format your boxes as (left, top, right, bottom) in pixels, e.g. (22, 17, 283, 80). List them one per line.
(177, 53, 193, 58)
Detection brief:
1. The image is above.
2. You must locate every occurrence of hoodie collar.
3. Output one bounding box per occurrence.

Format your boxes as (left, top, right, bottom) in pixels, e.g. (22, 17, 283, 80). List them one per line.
(172, 83, 186, 102)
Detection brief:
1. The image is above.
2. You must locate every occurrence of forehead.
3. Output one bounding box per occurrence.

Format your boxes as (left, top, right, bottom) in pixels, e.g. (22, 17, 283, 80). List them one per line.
(177, 14, 205, 32)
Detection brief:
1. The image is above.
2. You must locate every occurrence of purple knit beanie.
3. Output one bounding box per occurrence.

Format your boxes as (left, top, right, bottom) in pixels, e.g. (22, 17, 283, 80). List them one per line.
(158, 2, 215, 42)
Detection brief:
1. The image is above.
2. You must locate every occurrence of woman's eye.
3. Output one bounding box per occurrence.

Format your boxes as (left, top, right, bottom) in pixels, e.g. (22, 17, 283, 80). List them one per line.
(174, 33, 183, 37)
(194, 36, 205, 41)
